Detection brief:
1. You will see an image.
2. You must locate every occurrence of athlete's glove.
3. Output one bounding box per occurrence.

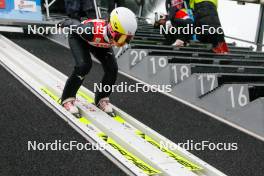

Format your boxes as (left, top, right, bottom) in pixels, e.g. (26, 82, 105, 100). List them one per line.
(166, 20, 172, 29)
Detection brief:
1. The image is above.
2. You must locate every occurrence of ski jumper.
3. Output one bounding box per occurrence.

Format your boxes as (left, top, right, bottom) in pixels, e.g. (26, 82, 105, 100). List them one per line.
(61, 19, 118, 105)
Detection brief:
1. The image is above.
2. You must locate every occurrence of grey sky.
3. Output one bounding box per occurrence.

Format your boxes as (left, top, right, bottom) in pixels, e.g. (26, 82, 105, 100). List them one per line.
(218, 0, 260, 42)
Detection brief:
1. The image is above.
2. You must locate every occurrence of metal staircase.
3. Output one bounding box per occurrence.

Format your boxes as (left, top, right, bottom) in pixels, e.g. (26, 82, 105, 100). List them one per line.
(114, 21, 264, 141)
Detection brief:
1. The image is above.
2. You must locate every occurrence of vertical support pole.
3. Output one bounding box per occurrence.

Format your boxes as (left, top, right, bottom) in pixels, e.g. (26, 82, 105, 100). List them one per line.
(98, 7, 102, 18)
(138, 4, 143, 17)
(94, 0, 99, 19)
(45, 0, 50, 19)
(255, 5, 264, 51)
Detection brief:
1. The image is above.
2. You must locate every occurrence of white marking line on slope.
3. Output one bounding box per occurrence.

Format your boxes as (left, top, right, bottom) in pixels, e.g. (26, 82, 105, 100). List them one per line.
(45, 36, 264, 142)
(0, 26, 24, 33)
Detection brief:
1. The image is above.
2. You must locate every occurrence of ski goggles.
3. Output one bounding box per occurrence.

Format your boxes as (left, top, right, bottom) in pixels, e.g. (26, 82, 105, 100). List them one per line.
(114, 34, 133, 45)
(108, 24, 133, 45)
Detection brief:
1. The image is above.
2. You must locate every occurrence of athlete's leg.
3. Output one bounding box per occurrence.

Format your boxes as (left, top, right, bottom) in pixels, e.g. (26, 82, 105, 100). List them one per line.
(81, 0, 97, 19)
(64, 0, 81, 20)
(194, 2, 225, 47)
(91, 48, 118, 105)
(61, 33, 93, 103)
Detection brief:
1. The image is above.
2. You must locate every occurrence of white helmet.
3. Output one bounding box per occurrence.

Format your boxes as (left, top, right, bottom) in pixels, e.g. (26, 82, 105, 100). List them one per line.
(109, 7, 138, 36)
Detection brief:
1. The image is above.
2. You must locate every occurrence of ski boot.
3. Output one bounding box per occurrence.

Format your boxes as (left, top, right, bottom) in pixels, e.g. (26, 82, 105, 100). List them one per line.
(212, 42, 229, 54)
(97, 97, 115, 117)
(172, 39, 185, 47)
(62, 98, 80, 118)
